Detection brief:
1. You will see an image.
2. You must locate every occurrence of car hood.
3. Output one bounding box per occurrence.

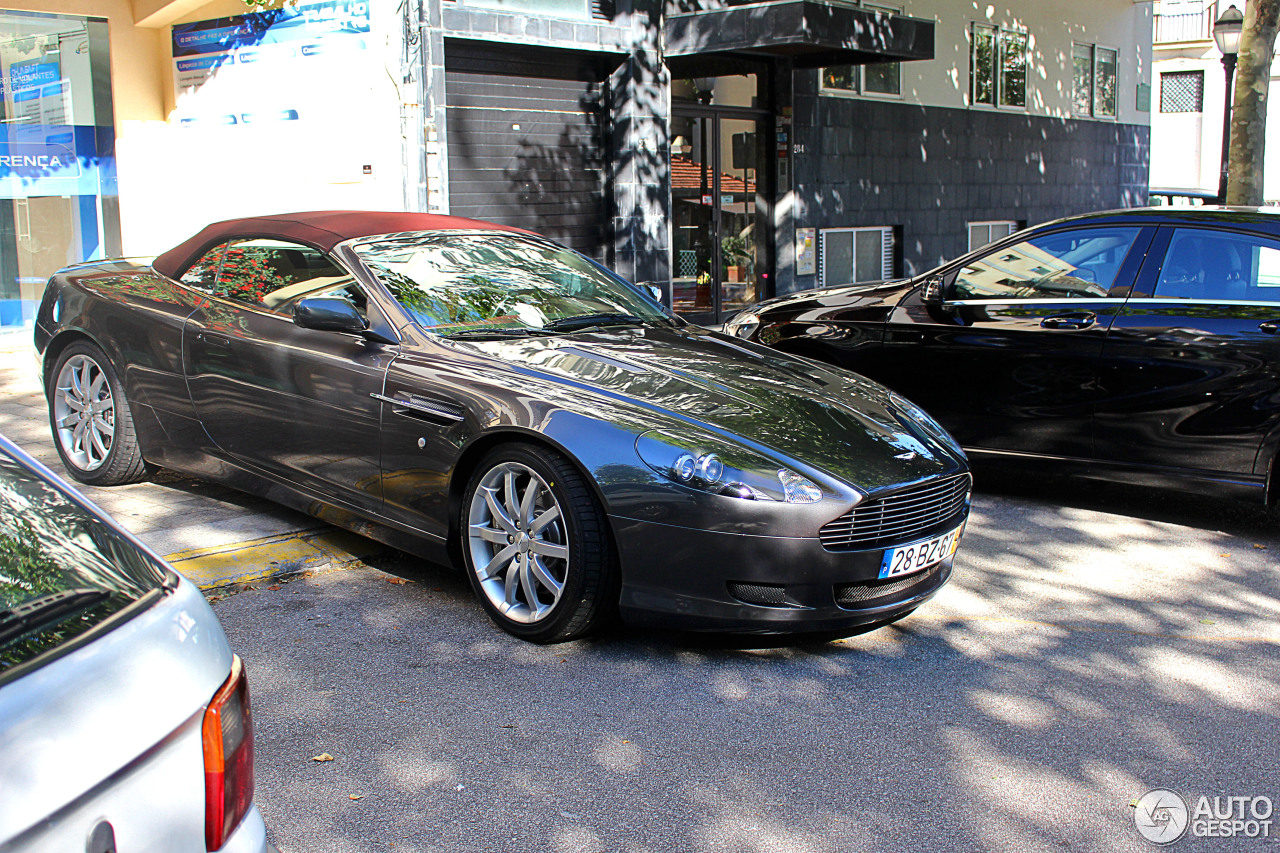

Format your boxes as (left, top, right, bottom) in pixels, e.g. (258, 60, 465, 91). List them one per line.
(456, 324, 963, 492)
(750, 278, 913, 313)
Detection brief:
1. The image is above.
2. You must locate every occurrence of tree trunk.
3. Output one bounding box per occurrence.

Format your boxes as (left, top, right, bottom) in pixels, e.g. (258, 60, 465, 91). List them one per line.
(1226, 0, 1280, 205)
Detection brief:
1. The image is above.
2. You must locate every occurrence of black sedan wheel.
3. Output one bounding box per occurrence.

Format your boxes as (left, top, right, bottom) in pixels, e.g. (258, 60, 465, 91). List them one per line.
(462, 443, 616, 643)
(48, 342, 149, 486)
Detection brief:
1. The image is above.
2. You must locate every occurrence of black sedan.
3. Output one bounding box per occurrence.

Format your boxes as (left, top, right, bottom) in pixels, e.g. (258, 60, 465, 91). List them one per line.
(726, 208, 1280, 509)
(35, 212, 970, 643)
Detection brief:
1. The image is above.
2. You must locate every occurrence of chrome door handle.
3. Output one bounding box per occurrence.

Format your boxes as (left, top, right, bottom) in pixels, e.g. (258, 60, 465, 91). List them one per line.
(1260, 320, 1280, 335)
(1040, 314, 1096, 330)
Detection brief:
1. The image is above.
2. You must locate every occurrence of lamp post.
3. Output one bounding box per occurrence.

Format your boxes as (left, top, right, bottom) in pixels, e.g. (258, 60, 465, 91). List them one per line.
(1214, 4, 1244, 203)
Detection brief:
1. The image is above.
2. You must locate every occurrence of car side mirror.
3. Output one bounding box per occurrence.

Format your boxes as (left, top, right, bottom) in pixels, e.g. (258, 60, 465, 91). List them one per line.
(637, 280, 668, 308)
(293, 296, 368, 335)
(921, 276, 946, 306)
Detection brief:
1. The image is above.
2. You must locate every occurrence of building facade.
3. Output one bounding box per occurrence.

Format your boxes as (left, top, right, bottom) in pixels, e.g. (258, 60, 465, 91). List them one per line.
(1149, 0, 1280, 203)
(0, 0, 1151, 329)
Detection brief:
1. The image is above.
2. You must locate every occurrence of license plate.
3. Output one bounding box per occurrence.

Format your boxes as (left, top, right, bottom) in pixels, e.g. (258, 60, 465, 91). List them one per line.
(879, 523, 964, 579)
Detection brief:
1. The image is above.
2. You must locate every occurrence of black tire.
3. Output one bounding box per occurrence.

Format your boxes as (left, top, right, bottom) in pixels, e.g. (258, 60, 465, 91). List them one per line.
(46, 341, 150, 486)
(460, 442, 617, 643)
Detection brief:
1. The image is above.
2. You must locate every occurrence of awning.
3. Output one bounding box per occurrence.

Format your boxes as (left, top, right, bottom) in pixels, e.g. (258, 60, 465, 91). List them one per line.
(665, 1, 934, 71)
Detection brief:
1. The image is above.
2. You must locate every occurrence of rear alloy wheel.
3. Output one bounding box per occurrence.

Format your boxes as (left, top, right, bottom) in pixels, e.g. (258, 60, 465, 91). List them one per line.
(48, 342, 149, 486)
(462, 443, 616, 643)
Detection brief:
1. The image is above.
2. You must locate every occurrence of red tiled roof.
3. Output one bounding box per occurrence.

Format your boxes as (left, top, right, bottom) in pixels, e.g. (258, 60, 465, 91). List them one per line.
(670, 155, 755, 195)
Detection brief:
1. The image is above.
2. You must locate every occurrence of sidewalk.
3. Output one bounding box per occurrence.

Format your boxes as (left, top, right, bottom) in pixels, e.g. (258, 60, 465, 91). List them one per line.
(0, 332, 383, 587)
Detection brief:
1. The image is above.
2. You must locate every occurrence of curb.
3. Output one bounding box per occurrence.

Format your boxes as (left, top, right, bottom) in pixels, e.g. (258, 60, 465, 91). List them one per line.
(164, 527, 388, 590)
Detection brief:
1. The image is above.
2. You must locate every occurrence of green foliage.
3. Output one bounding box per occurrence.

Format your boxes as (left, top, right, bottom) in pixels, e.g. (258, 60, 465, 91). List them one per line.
(0, 516, 63, 610)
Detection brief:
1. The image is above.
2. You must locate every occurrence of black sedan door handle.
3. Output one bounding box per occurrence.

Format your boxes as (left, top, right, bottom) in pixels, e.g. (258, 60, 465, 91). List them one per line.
(1040, 313, 1096, 330)
(1261, 320, 1280, 335)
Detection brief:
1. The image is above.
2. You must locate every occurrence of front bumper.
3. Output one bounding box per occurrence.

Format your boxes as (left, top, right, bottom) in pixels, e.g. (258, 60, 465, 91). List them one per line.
(611, 510, 964, 633)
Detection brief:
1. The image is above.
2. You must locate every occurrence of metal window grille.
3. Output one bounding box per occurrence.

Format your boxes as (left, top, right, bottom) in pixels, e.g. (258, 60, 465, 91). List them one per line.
(818, 227, 894, 287)
(1160, 70, 1204, 113)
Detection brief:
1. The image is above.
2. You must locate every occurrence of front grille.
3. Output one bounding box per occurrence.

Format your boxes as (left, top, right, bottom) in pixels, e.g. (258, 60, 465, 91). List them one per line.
(726, 582, 794, 608)
(834, 563, 943, 608)
(820, 473, 971, 551)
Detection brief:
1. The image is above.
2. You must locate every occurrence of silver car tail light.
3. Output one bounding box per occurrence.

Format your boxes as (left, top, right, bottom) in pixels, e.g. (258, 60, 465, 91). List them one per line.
(202, 655, 254, 851)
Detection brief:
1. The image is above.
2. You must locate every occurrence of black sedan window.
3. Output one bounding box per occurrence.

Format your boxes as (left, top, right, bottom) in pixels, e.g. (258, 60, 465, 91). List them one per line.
(352, 232, 668, 336)
(1153, 228, 1280, 304)
(952, 227, 1141, 300)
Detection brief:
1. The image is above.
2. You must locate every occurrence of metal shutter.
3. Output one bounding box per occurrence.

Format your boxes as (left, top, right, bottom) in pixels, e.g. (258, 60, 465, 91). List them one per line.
(444, 42, 610, 260)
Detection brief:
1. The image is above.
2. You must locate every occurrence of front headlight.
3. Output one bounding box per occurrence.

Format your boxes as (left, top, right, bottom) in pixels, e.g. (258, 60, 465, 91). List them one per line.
(889, 392, 965, 458)
(724, 311, 761, 340)
(635, 429, 825, 503)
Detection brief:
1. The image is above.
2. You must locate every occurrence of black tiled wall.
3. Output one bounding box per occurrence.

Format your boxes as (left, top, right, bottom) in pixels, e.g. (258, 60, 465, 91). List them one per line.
(788, 85, 1150, 292)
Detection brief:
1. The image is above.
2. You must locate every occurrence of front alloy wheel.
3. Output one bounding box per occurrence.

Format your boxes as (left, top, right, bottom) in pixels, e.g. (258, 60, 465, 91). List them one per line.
(468, 461, 569, 624)
(462, 444, 616, 643)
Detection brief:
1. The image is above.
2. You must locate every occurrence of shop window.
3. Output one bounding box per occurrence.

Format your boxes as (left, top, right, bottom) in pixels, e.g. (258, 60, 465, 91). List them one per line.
(0, 11, 117, 328)
(1073, 43, 1119, 118)
(968, 220, 1019, 251)
(1160, 70, 1204, 113)
(818, 227, 894, 287)
(971, 23, 1027, 109)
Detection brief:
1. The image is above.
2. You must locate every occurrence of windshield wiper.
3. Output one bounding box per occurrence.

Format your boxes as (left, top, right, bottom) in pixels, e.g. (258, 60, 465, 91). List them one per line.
(542, 313, 647, 333)
(0, 588, 111, 646)
(441, 327, 560, 340)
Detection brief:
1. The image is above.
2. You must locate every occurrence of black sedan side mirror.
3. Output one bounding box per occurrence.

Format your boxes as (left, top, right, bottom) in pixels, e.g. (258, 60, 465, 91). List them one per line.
(921, 276, 946, 306)
(293, 296, 368, 335)
(637, 280, 668, 307)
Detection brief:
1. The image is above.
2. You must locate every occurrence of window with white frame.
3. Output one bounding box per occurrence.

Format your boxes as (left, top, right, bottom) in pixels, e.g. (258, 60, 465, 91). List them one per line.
(821, 4, 901, 97)
(971, 23, 1027, 108)
(819, 227, 895, 287)
(968, 220, 1019, 251)
(1072, 43, 1118, 118)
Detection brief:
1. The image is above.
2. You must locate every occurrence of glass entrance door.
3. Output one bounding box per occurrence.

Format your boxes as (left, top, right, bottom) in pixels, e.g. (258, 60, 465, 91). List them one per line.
(670, 109, 768, 325)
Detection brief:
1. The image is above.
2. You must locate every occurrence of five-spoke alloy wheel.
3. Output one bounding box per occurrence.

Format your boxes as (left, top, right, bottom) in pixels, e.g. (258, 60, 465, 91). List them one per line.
(462, 443, 616, 642)
(47, 342, 149, 486)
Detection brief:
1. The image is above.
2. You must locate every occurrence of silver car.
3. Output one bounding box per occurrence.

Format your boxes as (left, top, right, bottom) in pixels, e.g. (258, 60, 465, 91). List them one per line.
(0, 434, 272, 852)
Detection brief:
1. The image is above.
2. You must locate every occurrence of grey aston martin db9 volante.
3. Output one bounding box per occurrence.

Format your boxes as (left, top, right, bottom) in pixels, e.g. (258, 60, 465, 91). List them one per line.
(36, 211, 970, 642)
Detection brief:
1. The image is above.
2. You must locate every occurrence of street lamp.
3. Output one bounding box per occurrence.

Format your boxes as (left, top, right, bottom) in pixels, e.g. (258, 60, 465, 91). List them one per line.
(1214, 3, 1244, 203)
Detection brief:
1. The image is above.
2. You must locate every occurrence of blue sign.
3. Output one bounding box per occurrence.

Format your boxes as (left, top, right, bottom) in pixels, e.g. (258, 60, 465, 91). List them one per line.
(0, 125, 107, 198)
(171, 1, 369, 58)
(176, 55, 233, 74)
(9, 60, 59, 91)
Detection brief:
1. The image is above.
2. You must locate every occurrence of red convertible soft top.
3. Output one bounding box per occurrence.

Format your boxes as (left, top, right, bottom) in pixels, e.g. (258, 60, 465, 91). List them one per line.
(152, 210, 535, 280)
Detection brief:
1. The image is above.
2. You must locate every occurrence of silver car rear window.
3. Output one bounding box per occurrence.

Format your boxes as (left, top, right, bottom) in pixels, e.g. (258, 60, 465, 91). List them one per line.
(0, 455, 169, 676)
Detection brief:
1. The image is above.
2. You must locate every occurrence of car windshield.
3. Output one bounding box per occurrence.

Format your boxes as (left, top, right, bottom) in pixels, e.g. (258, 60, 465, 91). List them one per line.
(0, 453, 169, 676)
(351, 232, 669, 337)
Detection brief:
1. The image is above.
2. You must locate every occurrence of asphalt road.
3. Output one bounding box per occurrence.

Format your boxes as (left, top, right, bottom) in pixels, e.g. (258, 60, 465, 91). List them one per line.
(213, 474, 1280, 853)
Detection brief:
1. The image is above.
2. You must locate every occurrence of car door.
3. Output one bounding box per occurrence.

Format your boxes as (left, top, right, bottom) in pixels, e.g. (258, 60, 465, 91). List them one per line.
(877, 224, 1154, 459)
(1095, 225, 1280, 481)
(182, 238, 395, 514)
